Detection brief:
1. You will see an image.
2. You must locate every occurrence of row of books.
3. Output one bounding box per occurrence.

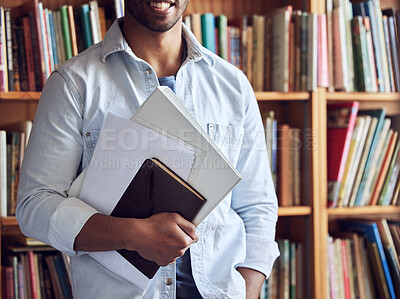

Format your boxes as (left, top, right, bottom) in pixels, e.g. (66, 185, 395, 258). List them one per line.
(327, 219, 400, 299)
(0, 1, 107, 92)
(327, 0, 400, 92)
(259, 239, 304, 299)
(184, 8, 327, 92)
(327, 103, 400, 208)
(0, 121, 32, 217)
(2, 249, 72, 299)
(263, 111, 302, 207)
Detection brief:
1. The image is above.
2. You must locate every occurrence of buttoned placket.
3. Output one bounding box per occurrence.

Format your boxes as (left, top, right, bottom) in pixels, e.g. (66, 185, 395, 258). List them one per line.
(176, 61, 196, 118)
(160, 263, 176, 298)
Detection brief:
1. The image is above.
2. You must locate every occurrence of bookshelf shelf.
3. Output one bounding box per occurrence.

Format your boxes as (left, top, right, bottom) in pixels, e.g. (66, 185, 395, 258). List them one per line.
(326, 92, 400, 102)
(255, 92, 310, 101)
(0, 92, 41, 101)
(328, 206, 400, 218)
(1, 217, 18, 227)
(278, 206, 312, 216)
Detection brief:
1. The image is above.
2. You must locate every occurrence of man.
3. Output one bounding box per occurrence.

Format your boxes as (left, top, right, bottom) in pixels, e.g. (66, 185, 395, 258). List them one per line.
(17, 0, 279, 298)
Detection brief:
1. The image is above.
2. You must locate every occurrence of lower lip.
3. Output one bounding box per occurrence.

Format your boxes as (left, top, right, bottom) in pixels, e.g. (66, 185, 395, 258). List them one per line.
(146, 2, 174, 15)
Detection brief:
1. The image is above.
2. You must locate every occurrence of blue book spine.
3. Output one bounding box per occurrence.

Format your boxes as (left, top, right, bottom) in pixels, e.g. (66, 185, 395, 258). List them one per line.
(339, 221, 396, 299)
(364, 2, 385, 92)
(201, 13, 216, 53)
(53, 255, 72, 299)
(80, 4, 93, 49)
(49, 11, 59, 69)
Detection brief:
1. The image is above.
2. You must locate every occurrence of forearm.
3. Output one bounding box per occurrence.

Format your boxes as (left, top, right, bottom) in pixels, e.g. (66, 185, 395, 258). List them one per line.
(74, 212, 198, 266)
(74, 213, 133, 252)
(237, 267, 266, 299)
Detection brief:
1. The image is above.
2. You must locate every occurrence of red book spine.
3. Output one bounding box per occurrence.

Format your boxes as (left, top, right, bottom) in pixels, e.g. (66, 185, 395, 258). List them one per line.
(341, 240, 351, 299)
(28, 251, 38, 299)
(22, 17, 36, 91)
(4, 266, 15, 299)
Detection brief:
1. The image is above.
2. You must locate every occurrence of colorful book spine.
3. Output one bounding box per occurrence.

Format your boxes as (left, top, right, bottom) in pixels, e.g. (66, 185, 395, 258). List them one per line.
(67, 5, 79, 57)
(49, 11, 59, 70)
(317, 14, 329, 87)
(363, 17, 378, 92)
(44, 8, 54, 73)
(60, 5, 73, 60)
(80, 4, 93, 49)
(38, 2, 51, 79)
(387, 17, 400, 91)
(201, 13, 216, 53)
(363, 2, 385, 92)
(382, 16, 395, 91)
(216, 15, 228, 60)
(4, 8, 14, 91)
(0, 7, 9, 92)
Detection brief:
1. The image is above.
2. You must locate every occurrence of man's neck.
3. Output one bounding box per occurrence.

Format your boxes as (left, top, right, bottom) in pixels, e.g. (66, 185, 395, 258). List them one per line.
(123, 14, 184, 77)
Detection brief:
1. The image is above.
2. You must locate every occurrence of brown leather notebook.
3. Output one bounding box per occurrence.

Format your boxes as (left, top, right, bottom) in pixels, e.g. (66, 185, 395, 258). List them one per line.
(110, 158, 206, 279)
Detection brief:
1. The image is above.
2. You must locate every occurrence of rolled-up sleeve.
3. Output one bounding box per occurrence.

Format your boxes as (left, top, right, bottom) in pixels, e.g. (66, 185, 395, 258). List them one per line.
(16, 71, 98, 256)
(231, 73, 280, 278)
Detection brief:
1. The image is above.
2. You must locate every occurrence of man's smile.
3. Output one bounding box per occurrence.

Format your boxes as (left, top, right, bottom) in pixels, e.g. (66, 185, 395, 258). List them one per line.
(147, 1, 176, 13)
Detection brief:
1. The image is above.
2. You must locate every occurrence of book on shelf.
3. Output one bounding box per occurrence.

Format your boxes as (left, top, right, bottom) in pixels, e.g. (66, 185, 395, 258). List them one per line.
(0, 121, 32, 217)
(0, 0, 106, 91)
(337, 115, 368, 207)
(338, 220, 397, 299)
(353, 109, 386, 206)
(260, 239, 302, 299)
(327, 102, 359, 208)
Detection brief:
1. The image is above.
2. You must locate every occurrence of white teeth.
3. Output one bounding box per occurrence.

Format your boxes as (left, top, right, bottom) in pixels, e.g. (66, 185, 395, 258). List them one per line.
(149, 2, 171, 10)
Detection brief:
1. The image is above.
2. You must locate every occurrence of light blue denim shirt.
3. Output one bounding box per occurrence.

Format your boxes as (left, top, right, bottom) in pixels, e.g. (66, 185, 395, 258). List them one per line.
(16, 19, 279, 299)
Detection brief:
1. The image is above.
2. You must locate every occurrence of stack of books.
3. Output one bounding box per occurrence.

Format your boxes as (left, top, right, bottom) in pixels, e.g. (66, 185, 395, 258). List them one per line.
(327, 219, 400, 299)
(184, 8, 328, 92)
(0, 121, 32, 217)
(0, 1, 107, 92)
(327, 0, 400, 92)
(259, 239, 304, 299)
(2, 251, 72, 299)
(327, 102, 400, 208)
(263, 111, 302, 207)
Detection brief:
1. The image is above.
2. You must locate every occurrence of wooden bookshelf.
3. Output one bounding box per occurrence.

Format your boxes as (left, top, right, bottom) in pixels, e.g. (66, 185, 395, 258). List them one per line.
(0, 0, 399, 298)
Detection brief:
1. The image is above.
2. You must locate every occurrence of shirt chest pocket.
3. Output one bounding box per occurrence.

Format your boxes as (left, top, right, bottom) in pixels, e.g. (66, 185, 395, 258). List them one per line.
(207, 123, 244, 166)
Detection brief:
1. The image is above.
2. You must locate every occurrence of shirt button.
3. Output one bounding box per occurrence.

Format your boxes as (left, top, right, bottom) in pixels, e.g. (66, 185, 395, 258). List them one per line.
(165, 278, 173, 285)
(86, 132, 90, 137)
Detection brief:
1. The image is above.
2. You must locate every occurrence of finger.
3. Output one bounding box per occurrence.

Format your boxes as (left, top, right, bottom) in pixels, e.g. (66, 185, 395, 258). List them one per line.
(175, 214, 197, 240)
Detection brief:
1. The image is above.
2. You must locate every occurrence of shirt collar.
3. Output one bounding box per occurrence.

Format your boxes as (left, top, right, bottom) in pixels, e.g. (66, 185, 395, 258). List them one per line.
(100, 18, 215, 67)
